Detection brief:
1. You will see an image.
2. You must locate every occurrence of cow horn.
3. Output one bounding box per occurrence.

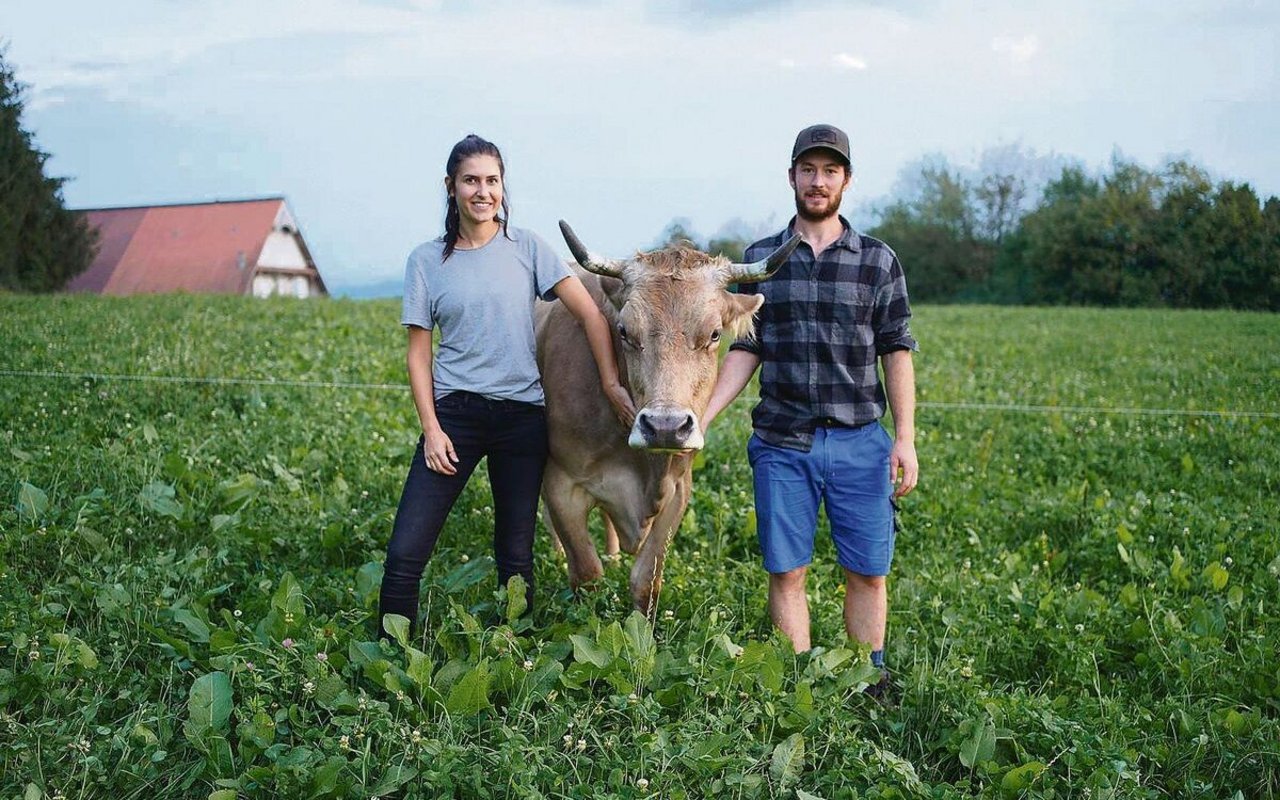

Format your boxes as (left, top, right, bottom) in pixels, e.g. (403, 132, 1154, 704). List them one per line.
(559, 220, 624, 279)
(722, 233, 803, 284)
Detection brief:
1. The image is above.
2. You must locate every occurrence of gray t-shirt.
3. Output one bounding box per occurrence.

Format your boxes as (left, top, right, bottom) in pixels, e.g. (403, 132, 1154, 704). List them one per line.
(401, 226, 571, 405)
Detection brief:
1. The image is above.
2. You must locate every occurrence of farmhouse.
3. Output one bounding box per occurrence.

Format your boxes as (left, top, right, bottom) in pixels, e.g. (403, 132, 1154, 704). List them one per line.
(66, 197, 328, 298)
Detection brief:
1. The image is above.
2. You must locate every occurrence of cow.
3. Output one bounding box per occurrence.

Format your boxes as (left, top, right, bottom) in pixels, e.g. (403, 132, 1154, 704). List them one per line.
(535, 221, 801, 613)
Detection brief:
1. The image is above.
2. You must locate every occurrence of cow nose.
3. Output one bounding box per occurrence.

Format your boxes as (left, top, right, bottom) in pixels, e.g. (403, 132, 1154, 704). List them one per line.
(632, 407, 700, 451)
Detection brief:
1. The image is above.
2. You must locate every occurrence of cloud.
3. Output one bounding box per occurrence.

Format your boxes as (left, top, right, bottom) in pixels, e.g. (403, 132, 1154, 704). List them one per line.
(991, 34, 1040, 64)
(833, 53, 868, 70)
(646, 0, 798, 22)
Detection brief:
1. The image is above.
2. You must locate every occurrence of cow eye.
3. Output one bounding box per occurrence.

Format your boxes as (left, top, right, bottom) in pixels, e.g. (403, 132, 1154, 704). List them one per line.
(617, 323, 635, 348)
(708, 329, 722, 347)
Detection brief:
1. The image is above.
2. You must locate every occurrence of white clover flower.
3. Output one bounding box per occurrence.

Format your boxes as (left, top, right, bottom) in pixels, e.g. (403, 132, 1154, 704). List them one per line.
(316, 652, 328, 662)
(461, 554, 469, 563)
(636, 778, 650, 790)
(303, 681, 316, 696)
(233, 609, 242, 618)
(576, 739, 586, 752)
(523, 660, 534, 671)
(1075, 624, 1085, 633)
(340, 735, 350, 748)
(663, 609, 674, 620)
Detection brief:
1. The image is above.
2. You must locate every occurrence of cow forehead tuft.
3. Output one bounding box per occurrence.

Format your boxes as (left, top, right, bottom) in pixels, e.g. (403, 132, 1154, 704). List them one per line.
(632, 246, 726, 277)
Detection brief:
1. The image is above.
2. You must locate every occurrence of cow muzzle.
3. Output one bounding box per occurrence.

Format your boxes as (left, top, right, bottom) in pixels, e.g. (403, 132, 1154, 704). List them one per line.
(628, 405, 704, 452)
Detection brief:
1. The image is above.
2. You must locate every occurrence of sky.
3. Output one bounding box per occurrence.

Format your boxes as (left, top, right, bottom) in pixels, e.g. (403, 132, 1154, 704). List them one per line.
(7, 0, 1279, 292)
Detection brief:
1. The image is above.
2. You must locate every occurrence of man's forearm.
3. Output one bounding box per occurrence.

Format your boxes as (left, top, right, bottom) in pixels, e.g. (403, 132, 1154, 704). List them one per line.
(702, 349, 761, 431)
(881, 349, 915, 442)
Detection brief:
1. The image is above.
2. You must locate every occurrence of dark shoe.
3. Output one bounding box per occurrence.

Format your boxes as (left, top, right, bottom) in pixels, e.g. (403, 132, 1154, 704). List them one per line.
(863, 669, 897, 707)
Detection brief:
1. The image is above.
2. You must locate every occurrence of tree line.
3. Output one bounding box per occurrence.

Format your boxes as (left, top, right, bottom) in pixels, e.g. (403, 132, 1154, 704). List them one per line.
(872, 151, 1280, 310)
(662, 146, 1280, 311)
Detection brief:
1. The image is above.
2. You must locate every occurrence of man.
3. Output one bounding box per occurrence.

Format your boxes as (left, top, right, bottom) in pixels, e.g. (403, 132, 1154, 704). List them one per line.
(703, 124, 918, 692)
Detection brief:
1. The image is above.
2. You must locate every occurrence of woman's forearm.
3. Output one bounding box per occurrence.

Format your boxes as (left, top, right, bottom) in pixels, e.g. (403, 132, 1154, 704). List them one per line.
(406, 327, 440, 435)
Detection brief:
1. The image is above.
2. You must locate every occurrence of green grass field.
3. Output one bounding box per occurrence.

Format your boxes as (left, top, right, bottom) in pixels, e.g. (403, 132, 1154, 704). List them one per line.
(2, 294, 1278, 799)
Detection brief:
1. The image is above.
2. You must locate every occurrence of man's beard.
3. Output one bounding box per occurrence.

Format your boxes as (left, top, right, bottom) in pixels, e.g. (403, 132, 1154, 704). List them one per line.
(794, 189, 843, 222)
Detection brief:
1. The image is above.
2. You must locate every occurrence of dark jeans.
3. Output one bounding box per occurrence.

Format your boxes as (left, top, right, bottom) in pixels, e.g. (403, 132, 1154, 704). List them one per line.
(378, 391, 548, 637)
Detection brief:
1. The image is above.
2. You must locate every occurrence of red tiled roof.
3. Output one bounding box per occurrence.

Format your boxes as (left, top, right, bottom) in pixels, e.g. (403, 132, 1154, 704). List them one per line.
(67, 198, 289, 295)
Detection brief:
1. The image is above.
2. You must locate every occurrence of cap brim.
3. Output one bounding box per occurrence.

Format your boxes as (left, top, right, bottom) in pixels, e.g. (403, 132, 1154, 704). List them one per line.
(792, 145, 850, 165)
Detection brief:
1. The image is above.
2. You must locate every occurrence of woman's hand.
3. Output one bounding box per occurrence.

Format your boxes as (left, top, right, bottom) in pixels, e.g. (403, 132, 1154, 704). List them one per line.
(603, 380, 637, 429)
(423, 426, 458, 475)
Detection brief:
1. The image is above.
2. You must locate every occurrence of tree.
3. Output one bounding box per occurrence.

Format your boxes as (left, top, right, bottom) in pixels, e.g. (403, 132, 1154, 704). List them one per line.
(706, 216, 775, 262)
(654, 217, 701, 250)
(869, 156, 991, 302)
(0, 48, 96, 292)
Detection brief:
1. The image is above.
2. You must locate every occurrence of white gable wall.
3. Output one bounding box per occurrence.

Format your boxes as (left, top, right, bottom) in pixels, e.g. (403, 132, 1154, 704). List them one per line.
(257, 231, 308, 269)
(249, 202, 326, 298)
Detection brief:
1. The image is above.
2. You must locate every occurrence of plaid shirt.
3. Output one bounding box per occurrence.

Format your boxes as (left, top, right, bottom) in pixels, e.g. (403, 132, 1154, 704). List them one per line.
(730, 216, 918, 451)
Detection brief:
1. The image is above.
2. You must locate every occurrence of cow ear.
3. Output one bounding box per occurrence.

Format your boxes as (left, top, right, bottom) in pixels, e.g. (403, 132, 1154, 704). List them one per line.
(722, 291, 765, 341)
(600, 275, 627, 309)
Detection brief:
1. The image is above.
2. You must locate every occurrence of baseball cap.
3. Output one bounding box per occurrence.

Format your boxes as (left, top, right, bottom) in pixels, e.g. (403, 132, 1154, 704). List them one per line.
(791, 124, 851, 167)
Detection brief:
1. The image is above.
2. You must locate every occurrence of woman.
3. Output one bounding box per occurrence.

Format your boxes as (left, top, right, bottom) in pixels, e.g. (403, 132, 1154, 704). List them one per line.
(378, 134, 634, 637)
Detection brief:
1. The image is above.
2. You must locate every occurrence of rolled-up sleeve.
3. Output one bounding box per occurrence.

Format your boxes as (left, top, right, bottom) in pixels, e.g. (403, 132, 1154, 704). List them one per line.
(873, 254, 918, 355)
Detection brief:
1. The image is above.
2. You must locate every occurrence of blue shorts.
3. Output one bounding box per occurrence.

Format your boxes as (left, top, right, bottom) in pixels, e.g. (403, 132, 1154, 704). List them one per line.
(747, 424, 897, 576)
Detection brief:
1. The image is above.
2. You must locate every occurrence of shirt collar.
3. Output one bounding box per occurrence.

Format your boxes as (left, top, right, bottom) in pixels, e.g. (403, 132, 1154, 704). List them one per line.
(785, 215, 862, 254)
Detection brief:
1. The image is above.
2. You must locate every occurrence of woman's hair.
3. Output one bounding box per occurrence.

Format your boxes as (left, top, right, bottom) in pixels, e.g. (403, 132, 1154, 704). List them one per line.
(442, 134, 511, 260)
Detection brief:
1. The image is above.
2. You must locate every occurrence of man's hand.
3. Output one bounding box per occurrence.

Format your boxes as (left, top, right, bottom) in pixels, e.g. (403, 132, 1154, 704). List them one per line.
(889, 439, 918, 498)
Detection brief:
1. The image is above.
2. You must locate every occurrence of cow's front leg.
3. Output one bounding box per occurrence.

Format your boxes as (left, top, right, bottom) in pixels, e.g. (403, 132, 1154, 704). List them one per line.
(629, 476, 690, 615)
(541, 463, 603, 590)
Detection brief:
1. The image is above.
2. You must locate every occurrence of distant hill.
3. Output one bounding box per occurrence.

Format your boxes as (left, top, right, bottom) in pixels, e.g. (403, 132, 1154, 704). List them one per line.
(329, 279, 402, 299)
